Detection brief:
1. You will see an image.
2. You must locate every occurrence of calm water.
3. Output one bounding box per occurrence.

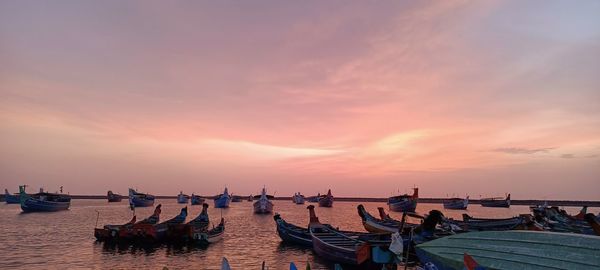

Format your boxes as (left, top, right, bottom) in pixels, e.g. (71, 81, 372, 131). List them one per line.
(0, 199, 596, 270)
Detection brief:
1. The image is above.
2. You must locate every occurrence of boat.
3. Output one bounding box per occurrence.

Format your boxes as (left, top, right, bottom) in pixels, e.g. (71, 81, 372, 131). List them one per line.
(387, 188, 418, 212)
(4, 188, 20, 204)
(357, 204, 413, 233)
(273, 213, 314, 246)
(292, 192, 305, 204)
(167, 203, 210, 242)
(128, 188, 155, 207)
(480, 193, 510, 208)
(107, 190, 122, 202)
(531, 205, 594, 234)
(177, 191, 189, 204)
(253, 187, 274, 214)
(445, 214, 526, 231)
(118, 204, 162, 241)
(190, 194, 205, 205)
(221, 257, 231, 270)
(137, 206, 189, 242)
(307, 193, 320, 203)
(318, 189, 333, 207)
(415, 230, 600, 270)
(308, 205, 391, 265)
(19, 185, 71, 212)
(247, 195, 253, 202)
(188, 217, 225, 245)
(94, 215, 137, 242)
(442, 197, 468, 210)
(584, 213, 600, 236)
(231, 195, 243, 202)
(214, 187, 232, 208)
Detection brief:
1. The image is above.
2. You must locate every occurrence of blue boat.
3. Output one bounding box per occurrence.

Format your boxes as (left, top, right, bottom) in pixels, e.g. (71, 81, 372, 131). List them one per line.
(388, 188, 418, 212)
(128, 188, 155, 207)
(19, 185, 71, 212)
(190, 194, 205, 205)
(213, 187, 231, 208)
(4, 188, 20, 204)
(177, 191, 189, 204)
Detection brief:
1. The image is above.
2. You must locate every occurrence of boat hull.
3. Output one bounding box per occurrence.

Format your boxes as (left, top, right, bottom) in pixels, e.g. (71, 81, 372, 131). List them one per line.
(310, 227, 371, 265)
(131, 197, 155, 207)
(190, 196, 205, 205)
(177, 196, 189, 204)
(21, 198, 70, 212)
(253, 200, 274, 214)
(214, 196, 231, 208)
(388, 199, 417, 212)
(5, 194, 20, 204)
(480, 199, 510, 208)
(443, 199, 468, 210)
(318, 197, 333, 207)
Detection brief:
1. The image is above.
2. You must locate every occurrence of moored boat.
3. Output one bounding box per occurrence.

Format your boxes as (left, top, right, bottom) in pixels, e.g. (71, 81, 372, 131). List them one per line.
(480, 193, 510, 208)
(273, 213, 313, 246)
(415, 230, 600, 270)
(107, 190, 122, 202)
(292, 192, 305, 204)
(4, 188, 20, 204)
(387, 188, 418, 212)
(231, 195, 243, 202)
(119, 204, 162, 241)
(190, 194, 205, 205)
(137, 206, 188, 242)
(247, 195, 253, 202)
(19, 185, 71, 212)
(128, 188, 155, 207)
(318, 189, 333, 207)
(307, 193, 320, 203)
(177, 191, 189, 204)
(253, 187, 274, 214)
(214, 187, 232, 208)
(95, 215, 137, 242)
(445, 214, 526, 231)
(442, 196, 468, 210)
(357, 204, 409, 233)
(188, 217, 225, 246)
(168, 203, 210, 241)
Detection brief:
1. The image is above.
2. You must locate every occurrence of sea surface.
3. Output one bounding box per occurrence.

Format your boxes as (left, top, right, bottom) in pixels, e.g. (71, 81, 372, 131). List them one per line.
(0, 199, 596, 270)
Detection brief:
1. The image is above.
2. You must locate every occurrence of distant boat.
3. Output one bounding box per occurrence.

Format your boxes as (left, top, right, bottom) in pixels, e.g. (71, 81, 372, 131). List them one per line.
(214, 187, 231, 208)
(19, 185, 71, 212)
(415, 231, 600, 270)
(253, 187, 274, 214)
(190, 194, 205, 205)
(177, 191, 189, 204)
(247, 195, 253, 202)
(107, 190, 122, 202)
(443, 196, 469, 210)
(231, 195, 243, 202)
(4, 188, 20, 204)
(291, 192, 305, 204)
(307, 193, 320, 203)
(318, 189, 333, 207)
(387, 188, 418, 212)
(128, 188, 155, 207)
(480, 193, 510, 208)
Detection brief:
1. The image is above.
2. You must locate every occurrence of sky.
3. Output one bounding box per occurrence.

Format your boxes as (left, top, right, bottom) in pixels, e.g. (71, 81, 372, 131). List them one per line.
(1, 1, 599, 200)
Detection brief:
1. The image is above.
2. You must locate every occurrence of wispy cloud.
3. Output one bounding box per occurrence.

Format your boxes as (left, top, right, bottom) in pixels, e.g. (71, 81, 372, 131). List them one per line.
(492, 147, 554, 155)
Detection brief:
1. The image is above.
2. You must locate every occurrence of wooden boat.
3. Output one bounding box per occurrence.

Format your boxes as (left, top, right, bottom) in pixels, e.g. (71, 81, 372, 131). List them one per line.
(292, 192, 305, 204)
(357, 204, 415, 233)
(167, 203, 210, 242)
(318, 189, 333, 207)
(442, 197, 468, 210)
(415, 230, 600, 270)
(119, 204, 162, 240)
(4, 188, 20, 204)
(177, 191, 189, 204)
(95, 215, 137, 242)
(214, 187, 231, 208)
(128, 188, 155, 207)
(480, 193, 510, 208)
(107, 190, 122, 202)
(19, 185, 71, 212)
(137, 206, 188, 242)
(273, 213, 313, 246)
(387, 188, 418, 212)
(190, 194, 205, 205)
(188, 217, 225, 245)
(308, 205, 392, 265)
(253, 187, 274, 214)
(445, 214, 525, 231)
(531, 205, 594, 234)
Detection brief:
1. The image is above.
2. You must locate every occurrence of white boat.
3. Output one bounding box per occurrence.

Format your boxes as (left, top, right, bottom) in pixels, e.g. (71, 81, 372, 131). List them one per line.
(292, 192, 305, 204)
(253, 187, 274, 214)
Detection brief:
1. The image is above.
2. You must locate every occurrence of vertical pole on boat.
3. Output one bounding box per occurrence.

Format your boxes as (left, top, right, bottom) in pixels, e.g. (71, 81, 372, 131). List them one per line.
(404, 227, 413, 270)
(95, 210, 100, 228)
(399, 211, 407, 232)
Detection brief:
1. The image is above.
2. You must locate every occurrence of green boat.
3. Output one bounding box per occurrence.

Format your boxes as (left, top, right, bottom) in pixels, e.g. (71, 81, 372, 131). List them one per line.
(415, 231, 600, 270)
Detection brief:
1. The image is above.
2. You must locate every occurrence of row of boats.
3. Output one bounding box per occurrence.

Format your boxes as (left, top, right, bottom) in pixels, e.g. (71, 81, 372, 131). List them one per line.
(273, 204, 600, 269)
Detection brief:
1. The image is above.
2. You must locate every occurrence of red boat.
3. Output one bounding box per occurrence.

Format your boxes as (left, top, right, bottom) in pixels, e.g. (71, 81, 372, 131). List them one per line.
(118, 204, 162, 241)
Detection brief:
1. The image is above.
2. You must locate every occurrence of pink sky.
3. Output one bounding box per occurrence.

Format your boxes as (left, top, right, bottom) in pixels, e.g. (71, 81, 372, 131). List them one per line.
(1, 1, 599, 199)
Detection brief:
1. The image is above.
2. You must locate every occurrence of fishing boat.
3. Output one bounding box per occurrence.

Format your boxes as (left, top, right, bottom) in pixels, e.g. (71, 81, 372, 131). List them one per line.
(177, 191, 189, 204)
(167, 203, 210, 242)
(442, 196, 468, 210)
(128, 188, 155, 207)
(387, 188, 418, 212)
(480, 193, 510, 208)
(247, 195, 253, 202)
(318, 189, 333, 207)
(107, 190, 122, 202)
(292, 192, 305, 204)
(4, 188, 20, 204)
(253, 187, 274, 214)
(189, 217, 225, 245)
(136, 206, 188, 242)
(357, 204, 411, 233)
(273, 213, 314, 246)
(531, 205, 594, 234)
(94, 215, 137, 242)
(308, 205, 391, 265)
(214, 187, 231, 208)
(415, 230, 600, 270)
(445, 214, 526, 231)
(19, 185, 71, 212)
(190, 194, 205, 205)
(118, 204, 161, 241)
(231, 195, 243, 202)
(307, 193, 320, 203)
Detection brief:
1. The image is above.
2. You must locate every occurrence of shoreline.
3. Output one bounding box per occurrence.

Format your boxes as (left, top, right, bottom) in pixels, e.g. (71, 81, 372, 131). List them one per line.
(3, 195, 598, 207)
